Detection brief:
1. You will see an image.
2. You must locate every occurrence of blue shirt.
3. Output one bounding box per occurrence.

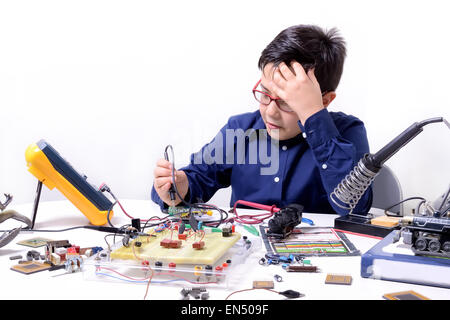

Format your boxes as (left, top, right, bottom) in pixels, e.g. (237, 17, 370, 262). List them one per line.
(151, 108, 372, 215)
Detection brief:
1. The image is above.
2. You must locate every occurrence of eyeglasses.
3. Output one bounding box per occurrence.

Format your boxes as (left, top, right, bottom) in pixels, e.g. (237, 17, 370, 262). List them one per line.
(252, 80, 294, 113)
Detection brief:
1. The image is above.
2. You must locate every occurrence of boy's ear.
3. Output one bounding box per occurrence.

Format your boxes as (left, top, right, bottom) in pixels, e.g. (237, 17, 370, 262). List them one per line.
(322, 91, 336, 108)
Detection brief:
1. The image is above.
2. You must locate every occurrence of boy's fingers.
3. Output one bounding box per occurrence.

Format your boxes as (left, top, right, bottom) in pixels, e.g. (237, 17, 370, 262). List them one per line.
(267, 80, 285, 100)
(272, 69, 287, 88)
(156, 158, 172, 169)
(154, 176, 172, 189)
(278, 62, 295, 80)
(307, 68, 320, 86)
(154, 166, 172, 178)
(160, 182, 171, 192)
(291, 61, 308, 80)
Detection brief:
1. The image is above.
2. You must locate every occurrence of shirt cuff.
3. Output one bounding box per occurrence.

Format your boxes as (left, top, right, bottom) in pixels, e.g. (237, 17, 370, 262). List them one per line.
(297, 109, 340, 149)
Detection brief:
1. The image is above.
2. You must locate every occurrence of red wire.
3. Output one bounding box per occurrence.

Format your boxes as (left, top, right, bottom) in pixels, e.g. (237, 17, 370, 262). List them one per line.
(231, 200, 279, 224)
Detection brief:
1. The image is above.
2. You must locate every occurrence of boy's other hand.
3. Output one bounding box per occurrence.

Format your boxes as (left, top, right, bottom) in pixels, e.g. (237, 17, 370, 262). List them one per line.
(153, 158, 189, 206)
(268, 61, 324, 125)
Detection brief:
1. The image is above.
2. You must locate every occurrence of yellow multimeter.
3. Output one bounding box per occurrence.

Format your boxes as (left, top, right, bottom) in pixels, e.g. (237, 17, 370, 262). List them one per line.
(25, 140, 114, 226)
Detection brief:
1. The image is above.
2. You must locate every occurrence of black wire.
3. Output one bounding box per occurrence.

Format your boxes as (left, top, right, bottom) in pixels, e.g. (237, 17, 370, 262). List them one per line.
(384, 197, 426, 217)
(164, 145, 227, 228)
(0, 226, 87, 233)
(107, 201, 117, 228)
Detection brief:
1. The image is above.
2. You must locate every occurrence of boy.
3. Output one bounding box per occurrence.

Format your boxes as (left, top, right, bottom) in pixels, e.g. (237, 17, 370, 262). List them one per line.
(151, 24, 372, 215)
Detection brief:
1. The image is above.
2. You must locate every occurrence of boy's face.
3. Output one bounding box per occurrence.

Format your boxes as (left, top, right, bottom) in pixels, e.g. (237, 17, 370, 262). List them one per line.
(258, 63, 302, 140)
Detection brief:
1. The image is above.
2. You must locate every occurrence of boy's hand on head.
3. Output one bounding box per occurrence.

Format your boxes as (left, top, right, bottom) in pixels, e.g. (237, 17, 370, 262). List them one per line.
(153, 158, 189, 206)
(269, 61, 324, 125)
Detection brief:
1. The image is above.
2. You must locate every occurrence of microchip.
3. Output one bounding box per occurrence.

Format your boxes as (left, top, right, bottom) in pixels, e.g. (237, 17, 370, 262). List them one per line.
(383, 290, 430, 300)
(11, 261, 51, 274)
(252, 281, 274, 289)
(325, 274, 353, 285)
(17, 237, 52, 248)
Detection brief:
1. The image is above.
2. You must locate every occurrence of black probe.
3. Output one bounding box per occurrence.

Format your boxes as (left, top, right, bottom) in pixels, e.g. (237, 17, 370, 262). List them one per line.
(83, 225, 150, 237)
(164, 145, 177, 205)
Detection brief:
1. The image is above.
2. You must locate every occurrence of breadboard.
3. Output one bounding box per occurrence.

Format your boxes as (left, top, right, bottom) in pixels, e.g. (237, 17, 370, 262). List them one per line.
(110, 230, 241, 265)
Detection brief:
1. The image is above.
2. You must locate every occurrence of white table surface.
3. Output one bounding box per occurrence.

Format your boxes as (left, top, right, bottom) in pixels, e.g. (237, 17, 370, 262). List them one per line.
(0, 199, 448, 300)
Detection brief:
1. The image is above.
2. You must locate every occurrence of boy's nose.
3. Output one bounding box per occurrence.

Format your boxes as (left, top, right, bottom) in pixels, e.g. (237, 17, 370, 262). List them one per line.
(266, 100, 281, 117)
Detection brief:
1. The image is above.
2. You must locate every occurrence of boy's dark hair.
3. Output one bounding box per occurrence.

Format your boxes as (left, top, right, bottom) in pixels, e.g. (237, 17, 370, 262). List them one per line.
(258, 25, 346, 93)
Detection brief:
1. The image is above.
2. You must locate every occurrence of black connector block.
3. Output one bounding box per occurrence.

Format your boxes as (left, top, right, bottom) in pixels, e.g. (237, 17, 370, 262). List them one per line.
(334, 214, 400, 238)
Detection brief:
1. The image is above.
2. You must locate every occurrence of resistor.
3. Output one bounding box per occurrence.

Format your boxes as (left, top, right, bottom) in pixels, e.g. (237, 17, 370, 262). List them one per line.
(286, 265, 319, 272)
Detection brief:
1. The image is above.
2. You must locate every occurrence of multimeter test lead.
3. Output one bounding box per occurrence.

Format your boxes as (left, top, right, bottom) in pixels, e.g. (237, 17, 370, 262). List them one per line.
(164, 147, 177, 210)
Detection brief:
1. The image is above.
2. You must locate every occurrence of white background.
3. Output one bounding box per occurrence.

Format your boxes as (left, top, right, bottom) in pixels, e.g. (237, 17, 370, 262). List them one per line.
(0, 0, 449, 213)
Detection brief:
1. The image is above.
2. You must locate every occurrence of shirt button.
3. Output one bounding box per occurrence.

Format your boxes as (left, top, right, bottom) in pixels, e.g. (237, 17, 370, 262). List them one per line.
(302, 132, 307, 138)
(274, 177, 280, 183)
(322, 164, 328, 170)
(282, 145, 287, 151)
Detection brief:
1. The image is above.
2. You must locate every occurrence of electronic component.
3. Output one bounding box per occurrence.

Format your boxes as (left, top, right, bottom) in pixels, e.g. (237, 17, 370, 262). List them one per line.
(9, 255, 22, 260)
(25, 140, 114, 226)
(394, 216, 450, 257)
(192, 241, 205, 249)
(17, 237, 52, 248)
(325, 274, 353, 285)
(286, 265, 319, 272)
(370, 216, 400, 228)
(273, 274, 283, 282)
(160, 238, 182, 248)
(11, 261, 51, 274)
(252, 280, 274, 289)
(383, 290, 430, 300)
(267, 204, 304, 239)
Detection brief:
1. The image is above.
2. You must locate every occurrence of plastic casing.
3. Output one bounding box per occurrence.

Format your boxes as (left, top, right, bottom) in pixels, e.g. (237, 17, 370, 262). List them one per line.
(25, 141, 113, 226)
(82, 233, 260, 289)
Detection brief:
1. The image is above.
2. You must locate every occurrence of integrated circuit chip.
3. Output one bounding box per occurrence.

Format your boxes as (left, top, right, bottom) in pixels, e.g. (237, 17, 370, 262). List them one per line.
(325, 273, 353, 285)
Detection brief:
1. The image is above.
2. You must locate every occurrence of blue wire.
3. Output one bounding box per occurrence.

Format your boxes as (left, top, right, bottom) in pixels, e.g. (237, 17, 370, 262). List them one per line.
(301, 217, 314, 225)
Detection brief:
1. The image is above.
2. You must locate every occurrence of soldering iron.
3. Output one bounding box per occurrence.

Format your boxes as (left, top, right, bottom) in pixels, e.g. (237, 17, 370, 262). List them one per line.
(331, 117, 449, 214)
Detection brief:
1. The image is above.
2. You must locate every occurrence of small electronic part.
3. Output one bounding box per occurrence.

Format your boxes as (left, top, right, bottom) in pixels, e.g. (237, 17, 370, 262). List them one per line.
(17, 237, 52, 248)
(9, 255, 22, 260)
(27, 250, 41, 261)
(252, 280, 274, 289)
(370, 216, 400, 228)
(160, 238, 182, 248)
(286, 265, 319, 272)
(383, 290, 430, 300)
(180, 287, 208, 300)
(274, 274, 283, 282)
(50, 253, 61, 265)
(11, 261, 51, 274)
(64, 256, 83, 273)
(267, 204, 304, 239)
(222, 224, 233, 237)
(325, 274, 353, 285)
(192, 241, 205, 249)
